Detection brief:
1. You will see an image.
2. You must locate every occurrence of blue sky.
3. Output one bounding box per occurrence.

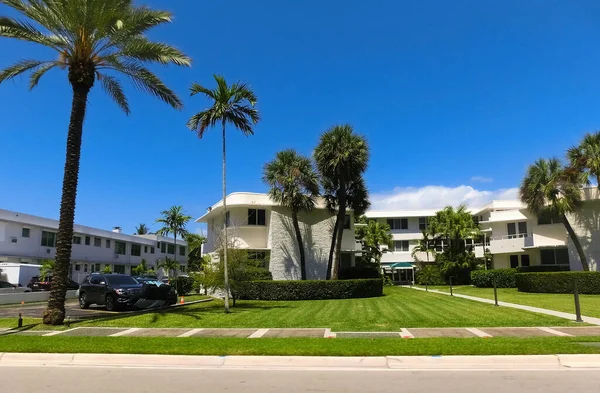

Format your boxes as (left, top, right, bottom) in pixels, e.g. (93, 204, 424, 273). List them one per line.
(2, 0, 600, 235)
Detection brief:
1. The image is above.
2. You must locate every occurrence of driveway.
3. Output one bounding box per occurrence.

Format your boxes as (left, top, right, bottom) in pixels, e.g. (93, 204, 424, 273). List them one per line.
(0, 301, 113, 319)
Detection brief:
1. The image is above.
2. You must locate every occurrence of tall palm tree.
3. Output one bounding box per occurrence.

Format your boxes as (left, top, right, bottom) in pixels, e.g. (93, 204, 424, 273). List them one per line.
(187, 75, 260, 312)
(519, 158, 589, 271)
(135, 223, 149, 235)
(0, 0, 190, 325)
(263, 149, 320, 280)
(156, 206, 192, 273)
(315, 125, 369, 280)
(567, 131, 600, 188)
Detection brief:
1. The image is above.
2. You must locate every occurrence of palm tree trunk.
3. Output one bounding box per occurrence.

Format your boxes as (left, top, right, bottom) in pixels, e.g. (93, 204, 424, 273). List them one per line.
(43, 84, 90, 325)
(326, 217, 339, 280)
(332, 182, 347, 280)
(222, 121, 230, 313)
(291, 210, 307, 280)
(562, 214, 590, 271)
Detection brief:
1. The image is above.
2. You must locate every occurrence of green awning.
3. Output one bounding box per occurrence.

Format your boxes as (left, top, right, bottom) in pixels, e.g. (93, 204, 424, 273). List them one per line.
(383, 262, 414, 269)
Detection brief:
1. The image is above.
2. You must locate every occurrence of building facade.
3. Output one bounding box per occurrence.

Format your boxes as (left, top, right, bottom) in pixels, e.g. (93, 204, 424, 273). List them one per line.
(0, 209, 188, 282)
(198, 192, 358, 280)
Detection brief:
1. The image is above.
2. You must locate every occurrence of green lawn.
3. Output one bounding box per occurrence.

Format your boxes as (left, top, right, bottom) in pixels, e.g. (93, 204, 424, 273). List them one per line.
(426, 285, 600, 318)
(0, 287, 581, 331)
(1, 335, 600, 356)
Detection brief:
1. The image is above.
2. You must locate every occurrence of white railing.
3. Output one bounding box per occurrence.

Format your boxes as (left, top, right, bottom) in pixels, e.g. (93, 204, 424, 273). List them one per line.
(489, 233, 530, 241)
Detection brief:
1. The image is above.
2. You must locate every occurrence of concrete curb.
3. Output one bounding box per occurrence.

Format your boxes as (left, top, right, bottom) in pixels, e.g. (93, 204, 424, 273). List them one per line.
(1, 353, 600, 370)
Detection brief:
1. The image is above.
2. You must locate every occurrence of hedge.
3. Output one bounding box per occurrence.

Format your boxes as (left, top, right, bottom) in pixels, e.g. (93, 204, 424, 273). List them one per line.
(471, 269, 517, 288)
(517, 265, 570, 273)
(516, 272, 600, 294)
(236, 278, 384, 301)
(339, 266, 380, 280)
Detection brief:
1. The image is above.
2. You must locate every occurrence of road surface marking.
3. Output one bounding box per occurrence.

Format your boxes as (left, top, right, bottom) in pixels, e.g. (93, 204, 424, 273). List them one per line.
(110, 328, 141, 337)
(248, 329, 269, 338)
(177, 328, 203, 338)
(466, 328, 493, 338)
(400, 328, 414, 338)
(537, 327, 572, 337)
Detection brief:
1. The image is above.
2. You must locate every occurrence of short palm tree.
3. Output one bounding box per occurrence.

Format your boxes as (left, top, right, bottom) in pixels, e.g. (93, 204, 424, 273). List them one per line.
(39, 259, 55, 281)
(156, 206, 192, 271)
(263, 149, 320, 280)
(567, 132, 600, 188)
(411, 231, 434, 263)
(157, 257, 179, 280)
(314, 124, 369, 280)
(357, 219, 393, 265)
(135, 223, 149, 235)
(187, 75, 260, 312)
(0, 0, 190, 325)
(519, 158, 589, 271)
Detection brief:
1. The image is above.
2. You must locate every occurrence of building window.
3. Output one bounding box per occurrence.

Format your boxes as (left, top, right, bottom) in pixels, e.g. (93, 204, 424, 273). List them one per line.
(538, 212, 562, 225)
(507, 222, 528, 238)
(21, 228, 30, 238)
(518, 222, 528, 235)
(73, 236, 81, 245)
(248, 251, 269, 269)
(151, 247, 155, 254)
(510, 255, 519, 268)
(167, 244, 175, 255)
(161, 242, 166, 253)
(131, 244, 141, 257)
(541, 248, 569, 265)
(418, 217, 428, 231)
(92, 263, 100, 272)
(41, 231, 56, 247)
(94, 237, 101, 247)
(75, 264, 81, 271)
(113, 264, 125, 274)
(248, 209, 266, 226)
(85, 236, 91, 246)
(521, 254, 531, 267)
(387, 218, 408, 230)
(393, 240, 409, 252)
(115, 241, 126, 255)
(179, 265, 186, 273)
(84, 265, 88, 272)
(179, 246, 186, 256)
(343, 214, 351, 229)
(106, 239, 111, 248)
(144, 246, 148, 253)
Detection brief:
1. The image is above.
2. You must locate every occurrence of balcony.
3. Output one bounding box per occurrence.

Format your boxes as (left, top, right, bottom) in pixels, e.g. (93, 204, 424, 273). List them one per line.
(488, 233, 531, 254)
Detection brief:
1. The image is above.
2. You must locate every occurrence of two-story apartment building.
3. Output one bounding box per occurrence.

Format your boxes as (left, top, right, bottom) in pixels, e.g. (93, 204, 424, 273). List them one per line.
(0, 208, 188, 282)
(197, 192, 358, 280)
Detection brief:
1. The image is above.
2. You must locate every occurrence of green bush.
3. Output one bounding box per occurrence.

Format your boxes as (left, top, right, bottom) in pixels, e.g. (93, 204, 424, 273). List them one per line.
(236, 278, 384, 300)
(171, 276, 195, 295)
(516, 272, 600, 294)
(471, 269, 517, 288)
(245, 267, 273, 281)
(415, 264, 445, 286)
(517, 265, 570, 273)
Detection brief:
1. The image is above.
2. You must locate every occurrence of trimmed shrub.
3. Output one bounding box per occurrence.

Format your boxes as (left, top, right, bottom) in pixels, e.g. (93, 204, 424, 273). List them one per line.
(171, 276, 195, 295)
(517, 265, 570, 273)
(471, 269, 517, 288)
(516, 272, 600, 294)
(236, 278, 384, 301)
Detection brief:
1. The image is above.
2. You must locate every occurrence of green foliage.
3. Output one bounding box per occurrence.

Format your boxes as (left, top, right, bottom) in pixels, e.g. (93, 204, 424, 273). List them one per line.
(436, 252, 480, 284)
(414, 264, 445, 286)
(131, 259, 149, 276)
(101, 265, 112, 274)
(355, 218, 393, 265)
(155, 206, 192, 250)
(236, 278, 384, 301)
(157, 257, 179, 279)
(383, 276, 394, 286)
(471, 269, 517, 288)
(185, 233, 207, 272)
(516, 272, 600, 294)
(411, 231, 434, 262)
(40, 260, 55, 280)
(171, 276, 195, 295)
(567, 131, 600, 189)
(517, 265, 570, 273)
(427, 205, 480, 261)
(135, 224, 149, 235)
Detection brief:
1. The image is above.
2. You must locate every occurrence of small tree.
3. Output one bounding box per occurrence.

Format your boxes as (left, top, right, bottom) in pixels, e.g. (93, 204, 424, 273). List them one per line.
(135, 224, 150, 235)
(132, 259, 149, 276)
(101, 265, 112, 274)
(40, 260, 55, 280)
(158, 257, 179, 280)
(355, 217, 393, 265)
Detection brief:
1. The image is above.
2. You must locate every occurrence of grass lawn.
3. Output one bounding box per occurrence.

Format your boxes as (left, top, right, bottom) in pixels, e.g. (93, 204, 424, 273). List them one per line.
(0, 287, 582, 331)
(1, 335, 600, 356)
(426, 285, 600, 318)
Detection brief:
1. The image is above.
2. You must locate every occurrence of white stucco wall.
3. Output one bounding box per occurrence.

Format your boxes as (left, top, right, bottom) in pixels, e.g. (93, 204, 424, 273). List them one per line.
(566, 200, 600, 271)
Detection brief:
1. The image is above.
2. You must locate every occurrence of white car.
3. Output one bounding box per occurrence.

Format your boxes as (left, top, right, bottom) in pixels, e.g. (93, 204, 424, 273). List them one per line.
(0, 281, 31, 294)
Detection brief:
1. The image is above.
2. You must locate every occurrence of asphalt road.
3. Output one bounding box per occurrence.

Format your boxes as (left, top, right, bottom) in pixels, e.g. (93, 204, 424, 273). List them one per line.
(2, 367, 599, 393)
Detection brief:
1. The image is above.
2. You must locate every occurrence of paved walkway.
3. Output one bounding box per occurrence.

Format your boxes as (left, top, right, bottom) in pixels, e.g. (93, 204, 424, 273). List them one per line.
(411, 286, 600, 326)
(3, 326, 600, 338)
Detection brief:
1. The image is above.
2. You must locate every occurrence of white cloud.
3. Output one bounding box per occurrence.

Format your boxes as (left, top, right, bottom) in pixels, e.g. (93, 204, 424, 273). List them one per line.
(370, 185, 518, 211)
(470, 176, 494, 183)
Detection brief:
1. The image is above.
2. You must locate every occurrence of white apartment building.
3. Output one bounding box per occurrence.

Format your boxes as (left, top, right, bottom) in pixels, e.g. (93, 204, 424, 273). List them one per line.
(197, 192, 358, 280)
(0, 208, 188, 282)
(365, 188, 600, 273)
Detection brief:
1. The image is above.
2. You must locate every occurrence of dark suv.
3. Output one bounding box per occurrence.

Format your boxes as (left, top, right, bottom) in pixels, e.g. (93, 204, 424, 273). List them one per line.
(78, 274, 142, 311)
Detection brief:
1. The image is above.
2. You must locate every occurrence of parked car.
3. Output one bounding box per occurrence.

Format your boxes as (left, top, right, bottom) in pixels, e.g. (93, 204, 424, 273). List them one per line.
(27, 276, 80, 292)
(78, 274, 143, 311)
(133, 276, 177, 305)
(0, 281, 31, 294)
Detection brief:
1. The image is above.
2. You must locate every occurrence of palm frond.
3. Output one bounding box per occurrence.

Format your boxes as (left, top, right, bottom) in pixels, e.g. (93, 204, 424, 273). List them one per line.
(116, 37, 191, 66)
(0, 59, 48, 84)
(0, 15, 66, 49)
(98, 73, 130, 115)
(29, 61, 58, 89)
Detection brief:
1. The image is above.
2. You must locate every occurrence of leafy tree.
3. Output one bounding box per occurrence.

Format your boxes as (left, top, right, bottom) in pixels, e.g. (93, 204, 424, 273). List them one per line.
(315, 125, 369, 280)
(185, 233, 207, 272)
(101, 265, 112, 274)
(135, 224, 149, 235)
(131, 259, 149, 276)
(40, 259, 55, 281)
(567, 131, 600, 188)
(519, 158, 589, 271)
(263, 149, 320, 279)
(411, 231, 434, 263)
(0, 0, 190, 325)
(156, 206, 192, 268)
(157, 257, 179, 280)
(355, 218, 393, 265)
(428, 205, 480, 261)
(187, 75, 260, 312)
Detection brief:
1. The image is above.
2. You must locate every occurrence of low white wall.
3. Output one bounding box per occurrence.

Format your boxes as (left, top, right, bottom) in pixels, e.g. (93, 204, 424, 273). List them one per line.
(0, 290, 77, 305)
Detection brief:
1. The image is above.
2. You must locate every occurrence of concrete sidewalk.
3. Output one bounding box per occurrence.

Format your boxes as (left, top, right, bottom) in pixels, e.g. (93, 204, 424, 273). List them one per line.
(1, 352, 600, 370)
(4, 326, 600, 338)
(411, 286, 600, 325)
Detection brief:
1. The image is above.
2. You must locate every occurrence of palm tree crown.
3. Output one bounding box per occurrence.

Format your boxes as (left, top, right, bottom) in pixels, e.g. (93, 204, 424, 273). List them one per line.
(0, 0, 191, 113)
(187, 74, 260, 136)
(567, 132, 600, 188)
(156, 206, 192, 241)
(135, 223, 149, 235)
(314, 125, 369, 183)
